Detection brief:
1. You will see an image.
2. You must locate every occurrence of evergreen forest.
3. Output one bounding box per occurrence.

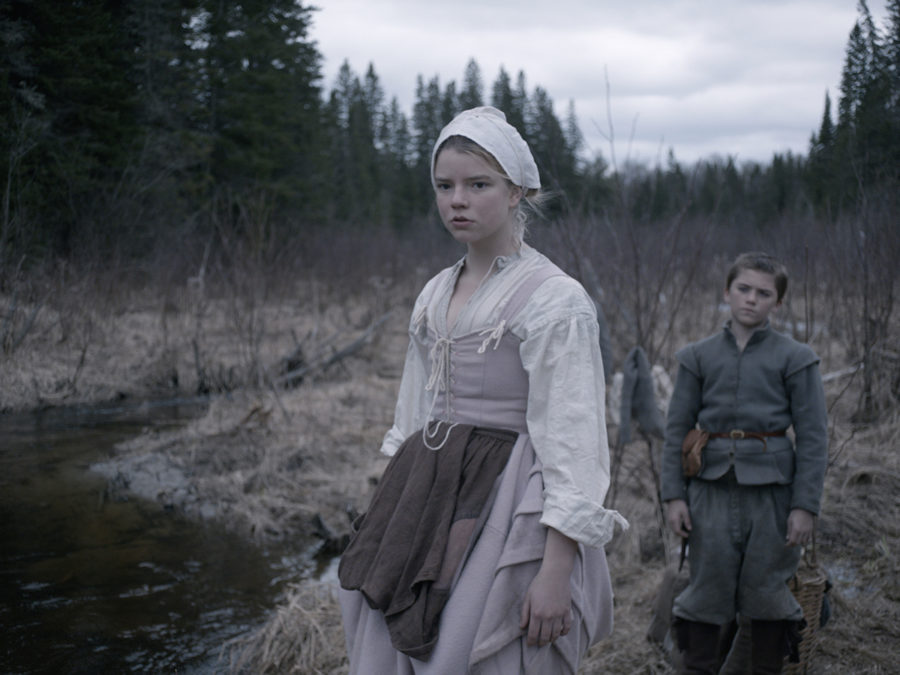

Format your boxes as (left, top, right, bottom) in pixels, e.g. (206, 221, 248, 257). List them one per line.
(1, 1, 899, 410)
(2, 1, 897, 267)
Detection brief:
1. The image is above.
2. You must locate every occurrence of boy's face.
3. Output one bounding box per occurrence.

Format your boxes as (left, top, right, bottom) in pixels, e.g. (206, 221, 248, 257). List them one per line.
(724, 269, 781, 331)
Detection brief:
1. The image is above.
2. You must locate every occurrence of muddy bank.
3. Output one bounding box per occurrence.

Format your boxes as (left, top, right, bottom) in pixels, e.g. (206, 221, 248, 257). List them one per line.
(2, 276, 415, 551)
(91, 383, 395, 547)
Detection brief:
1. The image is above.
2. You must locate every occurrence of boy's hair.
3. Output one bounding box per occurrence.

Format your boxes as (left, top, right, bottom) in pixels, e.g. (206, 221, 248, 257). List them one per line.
(434, 135, 546, 248)
(726, 251, 789, 301)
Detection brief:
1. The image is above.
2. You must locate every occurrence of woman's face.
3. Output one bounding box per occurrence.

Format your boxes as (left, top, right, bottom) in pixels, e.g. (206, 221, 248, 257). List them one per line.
(433, 148, 521, 256)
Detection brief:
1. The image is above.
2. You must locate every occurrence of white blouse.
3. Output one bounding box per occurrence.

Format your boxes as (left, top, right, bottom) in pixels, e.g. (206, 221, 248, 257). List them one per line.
(381, 244, 627, 547)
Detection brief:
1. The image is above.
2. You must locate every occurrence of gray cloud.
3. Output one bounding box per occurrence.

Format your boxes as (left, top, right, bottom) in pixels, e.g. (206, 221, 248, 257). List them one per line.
(312, 0, 889, 164)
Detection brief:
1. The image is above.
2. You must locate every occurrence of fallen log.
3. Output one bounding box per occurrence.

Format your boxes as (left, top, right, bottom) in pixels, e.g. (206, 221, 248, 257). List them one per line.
(275, 310, 393, 387)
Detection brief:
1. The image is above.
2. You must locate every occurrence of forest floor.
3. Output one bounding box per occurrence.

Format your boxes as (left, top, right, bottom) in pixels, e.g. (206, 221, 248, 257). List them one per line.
(2, 277, 898, 674)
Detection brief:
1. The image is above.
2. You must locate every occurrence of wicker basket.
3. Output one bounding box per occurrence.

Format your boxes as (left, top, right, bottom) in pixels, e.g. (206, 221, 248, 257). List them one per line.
(783, 546, 829, 675)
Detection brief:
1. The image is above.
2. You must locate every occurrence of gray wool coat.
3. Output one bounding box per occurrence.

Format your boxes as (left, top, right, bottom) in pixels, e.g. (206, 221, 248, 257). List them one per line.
(660, 322, 828, 515)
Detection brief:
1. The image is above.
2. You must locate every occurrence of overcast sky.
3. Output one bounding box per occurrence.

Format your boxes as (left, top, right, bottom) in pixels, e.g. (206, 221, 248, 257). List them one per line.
(310, 0, 889, 166)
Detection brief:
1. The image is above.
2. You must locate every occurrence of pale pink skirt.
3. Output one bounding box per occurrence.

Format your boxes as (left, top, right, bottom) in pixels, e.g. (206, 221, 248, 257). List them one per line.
(339, 434, 614, 674)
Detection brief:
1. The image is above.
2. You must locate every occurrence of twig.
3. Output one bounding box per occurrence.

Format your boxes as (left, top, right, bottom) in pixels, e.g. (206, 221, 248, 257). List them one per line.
(641, 430, 671, 563)
(10, 301, 42, 354)
(0, 291, 16, 352)
(804, 244, 811, 344)
(822, 364, 863, 384)
(67, 328, 91, 393)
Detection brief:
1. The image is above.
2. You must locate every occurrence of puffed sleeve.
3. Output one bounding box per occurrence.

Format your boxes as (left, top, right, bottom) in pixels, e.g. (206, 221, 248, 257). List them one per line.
(380, 289, 432, 457)
(519, 278, 628, 547)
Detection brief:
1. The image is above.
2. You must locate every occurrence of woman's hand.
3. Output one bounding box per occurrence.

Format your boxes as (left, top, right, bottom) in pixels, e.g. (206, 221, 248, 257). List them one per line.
(519, 528, 576, 647)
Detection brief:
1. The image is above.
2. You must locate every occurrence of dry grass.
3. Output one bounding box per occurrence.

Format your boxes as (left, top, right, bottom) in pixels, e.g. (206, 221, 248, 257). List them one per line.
(221, 406, 900, 675)
(217, 347, 899, 674)
(223, 582, 349, 675)
(4, 251, 898, 674)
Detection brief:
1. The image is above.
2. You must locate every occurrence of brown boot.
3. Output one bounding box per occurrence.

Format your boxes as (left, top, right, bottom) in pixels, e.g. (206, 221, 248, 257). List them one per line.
(675, 619, 722, 674)
(718, 617, 752, 673)
(750, 619, 787, 674)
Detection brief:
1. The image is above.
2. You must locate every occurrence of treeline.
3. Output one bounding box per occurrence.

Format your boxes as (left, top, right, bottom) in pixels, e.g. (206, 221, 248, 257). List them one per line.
(1, 0, 898, 272)
(324, 59, 585, 225)
(2, 0, 326, 265)
(807, 0, 900, 213)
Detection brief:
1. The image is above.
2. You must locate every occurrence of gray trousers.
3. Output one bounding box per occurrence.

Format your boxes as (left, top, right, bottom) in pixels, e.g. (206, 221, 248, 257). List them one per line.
(674, 470, 803, 625)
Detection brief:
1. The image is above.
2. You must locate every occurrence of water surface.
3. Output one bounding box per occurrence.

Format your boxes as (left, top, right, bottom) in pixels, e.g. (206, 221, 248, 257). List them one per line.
(0, 400, 316, 674)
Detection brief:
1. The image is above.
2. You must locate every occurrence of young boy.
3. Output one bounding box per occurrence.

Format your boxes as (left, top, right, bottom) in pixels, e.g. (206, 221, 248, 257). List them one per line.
(661, 252, 828, 674)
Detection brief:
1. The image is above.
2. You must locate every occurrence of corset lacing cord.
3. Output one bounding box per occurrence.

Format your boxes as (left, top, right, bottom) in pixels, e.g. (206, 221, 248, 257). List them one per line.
(423, 336, 457, 450)
(421, 319, 507, 451)
(477, 320, 506, 354)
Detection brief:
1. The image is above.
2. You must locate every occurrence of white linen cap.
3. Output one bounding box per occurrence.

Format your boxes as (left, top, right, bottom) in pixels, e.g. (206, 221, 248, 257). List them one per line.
(431, 106, 540, 190)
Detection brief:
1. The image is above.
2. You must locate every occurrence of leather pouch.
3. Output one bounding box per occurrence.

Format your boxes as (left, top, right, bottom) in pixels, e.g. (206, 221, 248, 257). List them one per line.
(681, 429, 709, 477)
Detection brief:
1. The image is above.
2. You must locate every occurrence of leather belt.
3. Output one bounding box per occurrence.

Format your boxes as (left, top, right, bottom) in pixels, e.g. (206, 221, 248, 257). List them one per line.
(709, 429, 787, 450)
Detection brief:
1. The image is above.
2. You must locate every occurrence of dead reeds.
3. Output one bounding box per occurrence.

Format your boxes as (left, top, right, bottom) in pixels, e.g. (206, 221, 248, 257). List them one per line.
(223, 582, 348, 675)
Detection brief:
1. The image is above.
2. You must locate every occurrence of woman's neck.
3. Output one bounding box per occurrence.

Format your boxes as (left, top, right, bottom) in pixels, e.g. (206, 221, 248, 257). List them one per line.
(464, 238, 518, 279)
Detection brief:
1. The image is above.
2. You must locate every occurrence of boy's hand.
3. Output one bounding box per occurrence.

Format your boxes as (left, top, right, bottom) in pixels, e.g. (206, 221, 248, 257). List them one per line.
(786, 508, 815, 547)
(665, 499, 692, 538)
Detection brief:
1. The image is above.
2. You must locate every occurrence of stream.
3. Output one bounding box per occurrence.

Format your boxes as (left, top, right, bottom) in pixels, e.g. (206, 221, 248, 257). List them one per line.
(0, 399, 322, 674)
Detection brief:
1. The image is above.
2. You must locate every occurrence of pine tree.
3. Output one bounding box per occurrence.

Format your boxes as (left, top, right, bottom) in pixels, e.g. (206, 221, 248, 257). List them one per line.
(490, 67, 526, 133)
(885, 0, 900, 176)
(325, 61, 383, 222)
(809, 92, 835, 208)
(563, 100, 584, 160)
(887, 0, 900, 97)
(412, 75, 443, 174)
(121, 0, 212, 241)
(817, 91, 836, 150)
(1, 0, 141, 256)
(441, 80, 459, 124)
(838, 22, 868, 129)
(384, 97, 411, 165)
(193, 0, 323, 206)
(830, 0, 898, 205)
(459, 58, 483, 110)
(511, 71, 529, 134)
(362, 62, 385, 148)
(381, 96, 417, 226)
(490, 67, 513, 115)
(1, 6, 47, 262)
(528, 86, 576, 196)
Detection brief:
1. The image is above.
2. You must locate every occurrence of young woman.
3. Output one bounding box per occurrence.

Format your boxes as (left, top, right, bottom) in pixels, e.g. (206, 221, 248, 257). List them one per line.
(338, 106, 627, 674)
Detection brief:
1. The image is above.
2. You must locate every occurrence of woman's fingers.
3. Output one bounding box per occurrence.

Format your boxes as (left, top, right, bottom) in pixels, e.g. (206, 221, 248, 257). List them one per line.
(528, 614, 571, 646)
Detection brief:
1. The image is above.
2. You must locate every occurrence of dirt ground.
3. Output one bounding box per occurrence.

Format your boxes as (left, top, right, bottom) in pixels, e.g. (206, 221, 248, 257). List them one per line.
(2, 277, 898, 674)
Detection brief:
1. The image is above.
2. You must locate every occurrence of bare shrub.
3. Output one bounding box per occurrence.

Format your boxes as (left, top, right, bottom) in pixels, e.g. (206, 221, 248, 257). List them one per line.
(817, 188, 900, 421)
(1, 270, 42, 356)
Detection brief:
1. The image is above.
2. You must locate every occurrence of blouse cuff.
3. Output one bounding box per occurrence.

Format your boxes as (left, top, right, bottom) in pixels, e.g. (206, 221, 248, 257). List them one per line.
(540, 499, 629, 548)
(380, 426, 406, 457)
